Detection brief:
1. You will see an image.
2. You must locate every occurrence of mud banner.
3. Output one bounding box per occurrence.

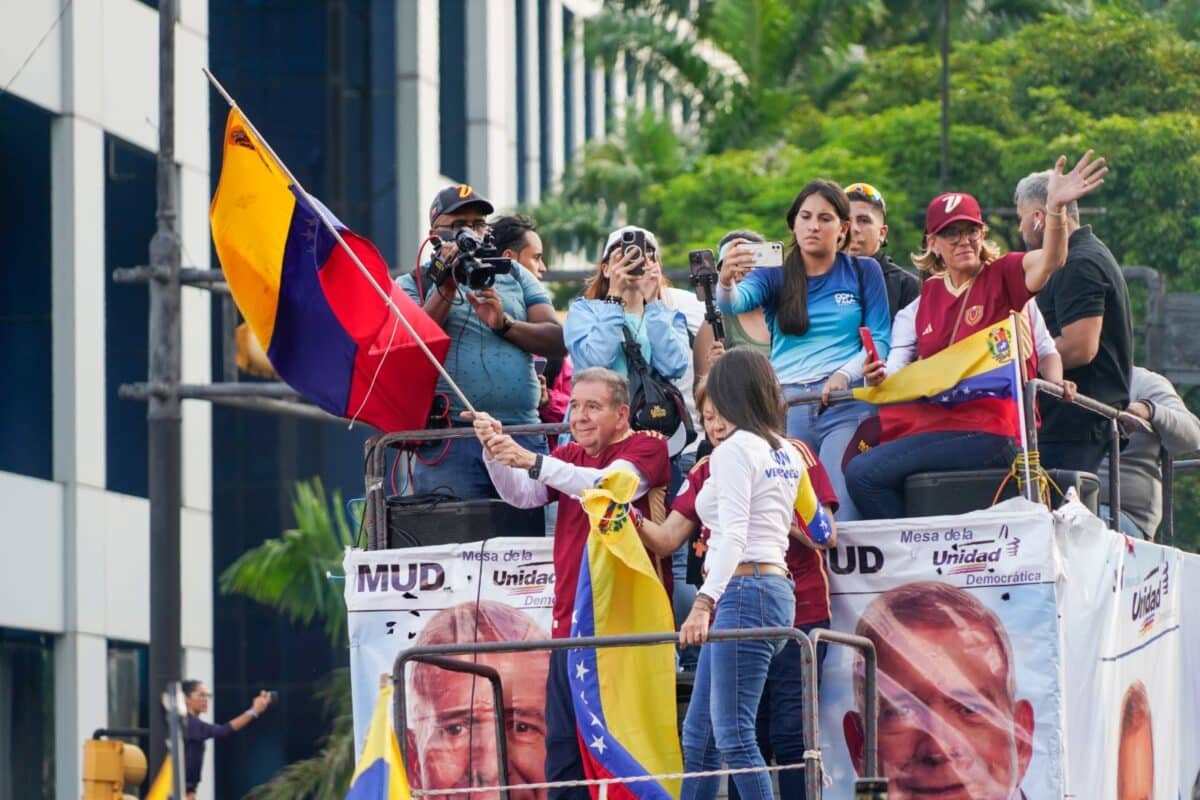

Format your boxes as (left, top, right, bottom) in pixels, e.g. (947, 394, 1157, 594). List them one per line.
(345, 537, 555, 800)
(819, 499, 1065, 799)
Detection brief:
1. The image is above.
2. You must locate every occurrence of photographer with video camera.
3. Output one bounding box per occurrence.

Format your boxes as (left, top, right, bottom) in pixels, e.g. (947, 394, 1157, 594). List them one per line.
(397, 185, 566, 499)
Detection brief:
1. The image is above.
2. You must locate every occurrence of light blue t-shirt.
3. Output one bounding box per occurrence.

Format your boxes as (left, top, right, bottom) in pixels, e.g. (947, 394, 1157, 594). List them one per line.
(397, 264, 551, 424)
(718, 253, 892, 385)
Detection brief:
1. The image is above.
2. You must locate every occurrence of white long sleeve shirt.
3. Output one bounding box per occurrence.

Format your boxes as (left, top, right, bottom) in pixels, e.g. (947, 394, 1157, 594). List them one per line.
(694, 430, 800, 602)
(482, 452, 650, 509)
(885, 297, 1057, 376)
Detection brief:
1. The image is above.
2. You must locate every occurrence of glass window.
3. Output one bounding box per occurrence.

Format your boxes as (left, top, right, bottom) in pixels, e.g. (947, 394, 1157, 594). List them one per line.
(104, 134, 156, 498)
(0, 628, 55, 800)
(0, 95, 53, 480)
(107, 641, 148, 737)
(438, 0, 467, 181)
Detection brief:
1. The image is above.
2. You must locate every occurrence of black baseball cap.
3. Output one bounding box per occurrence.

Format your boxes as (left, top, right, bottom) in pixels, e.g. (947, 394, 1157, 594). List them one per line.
(429, 184, 494, 226)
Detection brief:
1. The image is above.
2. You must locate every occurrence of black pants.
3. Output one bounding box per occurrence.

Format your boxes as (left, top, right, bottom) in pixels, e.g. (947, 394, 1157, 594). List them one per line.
(1038, 438, 1109, 475)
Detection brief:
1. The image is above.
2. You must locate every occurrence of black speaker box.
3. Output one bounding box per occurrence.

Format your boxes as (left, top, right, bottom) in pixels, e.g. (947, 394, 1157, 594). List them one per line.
(903, 468, 1100, 518)
(385, 494, 545, 548)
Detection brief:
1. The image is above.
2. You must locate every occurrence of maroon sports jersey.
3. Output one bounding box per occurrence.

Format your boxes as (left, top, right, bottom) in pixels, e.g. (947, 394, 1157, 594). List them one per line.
(672, 439, 837, 626)
(547, 430, 671, 637)
(915, 252, 1034, 359)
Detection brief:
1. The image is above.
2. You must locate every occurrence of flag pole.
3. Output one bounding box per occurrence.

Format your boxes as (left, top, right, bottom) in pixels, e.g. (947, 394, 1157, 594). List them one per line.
(1010, 312, 1035, 500)
(202, 67, 478, 416)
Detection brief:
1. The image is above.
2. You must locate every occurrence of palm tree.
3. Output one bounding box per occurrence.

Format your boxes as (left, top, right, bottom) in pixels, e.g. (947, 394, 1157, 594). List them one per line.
(219, 478, 357, 800)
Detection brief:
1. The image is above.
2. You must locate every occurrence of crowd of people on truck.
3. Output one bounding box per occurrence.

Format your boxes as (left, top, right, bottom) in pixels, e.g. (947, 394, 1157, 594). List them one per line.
(393, 152, 1200, 798)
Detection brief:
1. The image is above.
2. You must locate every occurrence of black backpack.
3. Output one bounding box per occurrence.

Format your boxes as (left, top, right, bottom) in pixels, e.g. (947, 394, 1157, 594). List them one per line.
(620, 325, 697, 457)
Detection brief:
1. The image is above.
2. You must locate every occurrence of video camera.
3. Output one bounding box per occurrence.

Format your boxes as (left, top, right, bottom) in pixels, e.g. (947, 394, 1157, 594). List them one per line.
(688, 248, 725, 341)
(428, 228, 514, 290)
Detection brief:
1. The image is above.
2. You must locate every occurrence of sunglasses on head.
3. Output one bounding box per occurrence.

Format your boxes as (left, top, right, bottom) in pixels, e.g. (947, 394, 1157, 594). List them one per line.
(845, 182, 886, 212)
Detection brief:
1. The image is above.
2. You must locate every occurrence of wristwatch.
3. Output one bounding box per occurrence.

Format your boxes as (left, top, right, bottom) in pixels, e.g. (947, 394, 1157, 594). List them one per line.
(528, 453, 544, 480)
(493, 314, 515, 338)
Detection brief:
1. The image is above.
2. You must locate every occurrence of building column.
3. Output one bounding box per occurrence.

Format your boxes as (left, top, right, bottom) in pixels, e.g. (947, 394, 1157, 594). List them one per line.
(543, 0, 565, 187)
(522, 0, 542, 203)
(53, 1, 110, 792)
(396, 0, 442, 269)
(631, 59, 646, 115)
(588, 58, 605, 141)
(610, 51, 627, 132)
(651, 80, 665, 117)
(569, 15, 586, 156)
(465, 0, 517, 209)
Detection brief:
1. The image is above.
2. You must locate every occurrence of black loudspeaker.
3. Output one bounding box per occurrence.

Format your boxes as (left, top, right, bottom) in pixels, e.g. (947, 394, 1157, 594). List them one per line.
(903, 468, 1100, 518)
(385, 494, 545, 548)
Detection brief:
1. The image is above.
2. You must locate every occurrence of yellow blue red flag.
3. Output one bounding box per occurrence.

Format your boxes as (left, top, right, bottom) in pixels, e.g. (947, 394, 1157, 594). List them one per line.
(850, 316, 1026, 444)
(346, 682, 411, 800)
(570, 470, 682, 800)
(210, 108, 449, 432)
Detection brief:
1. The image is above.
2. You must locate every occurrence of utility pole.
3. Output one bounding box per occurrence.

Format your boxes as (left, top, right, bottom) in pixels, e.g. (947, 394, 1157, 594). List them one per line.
(147, 0, 182, 775)
(939, 0, 951, 191)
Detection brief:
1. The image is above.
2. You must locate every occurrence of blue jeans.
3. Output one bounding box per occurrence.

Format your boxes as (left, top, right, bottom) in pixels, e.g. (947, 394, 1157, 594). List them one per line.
(1099, 504, 1147, 538)
(681, 573, 795, 800)
(844, 431, 1016, 520)
(412, 433, 548, 499)
(784, 381, 873, 521)
(728, 628, 828, 800)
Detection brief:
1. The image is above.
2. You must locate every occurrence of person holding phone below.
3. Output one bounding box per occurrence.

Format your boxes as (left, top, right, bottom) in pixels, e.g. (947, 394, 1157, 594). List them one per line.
(847, 151, 1107, 519)
(717, 180, 891, 520)
(564, 225, 691, 383)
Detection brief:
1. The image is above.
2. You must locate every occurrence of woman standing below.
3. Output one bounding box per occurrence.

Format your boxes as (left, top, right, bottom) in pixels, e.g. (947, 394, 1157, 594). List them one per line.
(846, 151, 1107, 519)
(671, 348, 803, 800)
(564, 225, 690, 382)
(717, 181, 892, 520)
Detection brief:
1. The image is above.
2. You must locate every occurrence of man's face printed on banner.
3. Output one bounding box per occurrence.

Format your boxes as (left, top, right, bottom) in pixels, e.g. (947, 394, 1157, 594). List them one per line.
(406, 602, 550, 800)
(844, 584, 1035, 800)
(1116, 682, 1154, 800)
(408, 651, 549, 800)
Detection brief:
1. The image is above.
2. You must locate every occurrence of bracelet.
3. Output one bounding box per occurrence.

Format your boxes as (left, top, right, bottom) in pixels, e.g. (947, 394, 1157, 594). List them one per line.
(693, 593, 716, 612)
(1045, 207, 1067, 218)
(603, 295, 625, 307)
(493, 314, 514, 337)
(247, 708, 259, 720)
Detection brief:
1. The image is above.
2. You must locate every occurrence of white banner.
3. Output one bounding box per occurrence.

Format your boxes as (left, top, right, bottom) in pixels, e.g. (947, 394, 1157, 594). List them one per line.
(345, 537, 556, 781)
(818, 499, 1065, 799)
(344, 504, 1200, 799)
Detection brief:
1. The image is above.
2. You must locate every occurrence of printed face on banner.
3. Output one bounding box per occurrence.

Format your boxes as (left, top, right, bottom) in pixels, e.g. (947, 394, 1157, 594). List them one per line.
(843, 584, 1034, 800)
(1116, 682, 1154, 800)
(405, 601, 550, 800)
(346, 541, 559, 800)
(818, 502, 1062, 800)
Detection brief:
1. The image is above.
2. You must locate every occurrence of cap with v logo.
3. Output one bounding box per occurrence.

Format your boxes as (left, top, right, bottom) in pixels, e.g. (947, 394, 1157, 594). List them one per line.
(925, 192, 984, 235)
(429, 184, 494, 226)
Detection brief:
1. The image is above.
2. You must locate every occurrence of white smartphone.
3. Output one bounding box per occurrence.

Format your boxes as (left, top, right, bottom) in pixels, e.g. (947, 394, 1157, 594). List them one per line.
(745, 241, 784, 268)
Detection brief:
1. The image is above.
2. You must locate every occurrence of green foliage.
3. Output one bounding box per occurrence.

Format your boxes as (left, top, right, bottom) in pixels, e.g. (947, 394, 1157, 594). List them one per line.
(219, 478, 351, 648)
(219, 479, 358, 798)
(242, 669, 355, 800)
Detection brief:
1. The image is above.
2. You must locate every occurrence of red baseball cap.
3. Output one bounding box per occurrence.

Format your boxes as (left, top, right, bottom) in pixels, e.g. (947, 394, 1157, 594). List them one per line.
(925, 192, 984, 235)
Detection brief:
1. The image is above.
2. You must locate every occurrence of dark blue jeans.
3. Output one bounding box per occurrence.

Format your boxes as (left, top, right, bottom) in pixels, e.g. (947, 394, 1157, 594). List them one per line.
(681, 574, 795, 800)
(726, 625, 828, 800)
(1038, 437, 1109, 475)
(844, 431, 1017, 520)
(545, 648, 590, 800)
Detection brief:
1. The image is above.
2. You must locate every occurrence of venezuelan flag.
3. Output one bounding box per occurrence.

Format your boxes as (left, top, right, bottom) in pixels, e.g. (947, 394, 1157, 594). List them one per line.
(570, 471, 682, 800)
(852, 316, 1025, 443)
(794, 461, 835, 545)
(346, 682, 411, 800)
(144, 755, 172, 800)
(211, 109, 449, 432)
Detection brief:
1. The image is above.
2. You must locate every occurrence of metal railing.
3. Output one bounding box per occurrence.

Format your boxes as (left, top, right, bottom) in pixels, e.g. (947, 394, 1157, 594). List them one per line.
(393, 627, 881, 800)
